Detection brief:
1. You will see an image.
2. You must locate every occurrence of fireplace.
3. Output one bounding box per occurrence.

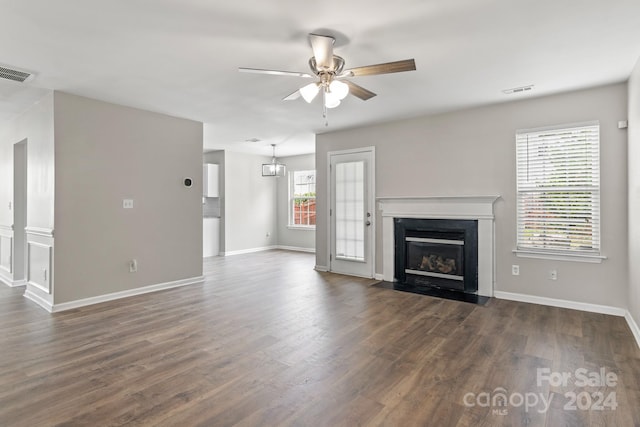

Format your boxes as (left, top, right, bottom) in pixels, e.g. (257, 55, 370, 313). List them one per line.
(377, 196, 498, 298)
(395, 218, 478, 293)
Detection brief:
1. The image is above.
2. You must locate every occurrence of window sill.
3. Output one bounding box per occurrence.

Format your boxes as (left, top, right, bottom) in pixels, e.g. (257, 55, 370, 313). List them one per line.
(513, 249, 606, 264)
(287, 225, 316, 231)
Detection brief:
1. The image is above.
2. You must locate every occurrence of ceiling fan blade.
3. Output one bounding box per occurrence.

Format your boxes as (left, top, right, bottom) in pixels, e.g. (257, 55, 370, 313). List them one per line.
(283, 89, 301, 101)
(344, 80, 377, 100)
(309, 33, 335, 70)
(343, 59, 416, 77)
(239, 67, 313, 78)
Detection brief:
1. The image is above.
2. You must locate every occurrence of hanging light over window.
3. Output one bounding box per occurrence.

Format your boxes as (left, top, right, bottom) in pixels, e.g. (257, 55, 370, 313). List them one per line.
(262, 144, 286, 177)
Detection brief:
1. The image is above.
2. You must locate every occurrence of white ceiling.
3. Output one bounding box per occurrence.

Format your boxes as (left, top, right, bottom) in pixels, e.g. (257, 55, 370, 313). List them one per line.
(1, 0, 639, 157)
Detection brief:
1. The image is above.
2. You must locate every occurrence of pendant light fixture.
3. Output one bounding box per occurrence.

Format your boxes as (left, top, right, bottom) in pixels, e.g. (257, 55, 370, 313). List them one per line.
(262, 144, 286, 177)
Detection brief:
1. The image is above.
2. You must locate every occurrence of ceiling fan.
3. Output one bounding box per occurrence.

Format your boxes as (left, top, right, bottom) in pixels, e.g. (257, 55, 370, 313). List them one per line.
(239, 33, 416, 123)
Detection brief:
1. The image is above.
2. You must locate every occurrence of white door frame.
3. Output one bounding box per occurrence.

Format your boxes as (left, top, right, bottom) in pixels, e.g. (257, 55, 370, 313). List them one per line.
(327, 146, 376, 278)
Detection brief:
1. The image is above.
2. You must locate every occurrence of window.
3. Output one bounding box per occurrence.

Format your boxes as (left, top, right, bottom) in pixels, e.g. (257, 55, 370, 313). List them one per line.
(289, 170, 316, 228)
(516, 121, 601, 258)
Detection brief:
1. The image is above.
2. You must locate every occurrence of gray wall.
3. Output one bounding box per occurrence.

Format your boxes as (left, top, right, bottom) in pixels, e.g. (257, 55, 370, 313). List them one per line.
(53, 92, 203, 303)
(317, 83, 628, 308)
(223, 151, 277, 253)
(628, 59, 640, 327)
(0, 92, 55, 230)
(276, 153, 315, 251)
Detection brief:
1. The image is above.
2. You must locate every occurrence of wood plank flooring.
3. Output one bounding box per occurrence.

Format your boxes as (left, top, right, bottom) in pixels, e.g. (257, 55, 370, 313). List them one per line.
(1, 250, 639, 426)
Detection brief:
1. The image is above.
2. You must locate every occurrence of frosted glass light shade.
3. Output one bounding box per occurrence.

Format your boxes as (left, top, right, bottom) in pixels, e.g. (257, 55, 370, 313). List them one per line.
(329, 80, 349, 100)
(324, 90, 341, 109)
(300, 83, 320, 103)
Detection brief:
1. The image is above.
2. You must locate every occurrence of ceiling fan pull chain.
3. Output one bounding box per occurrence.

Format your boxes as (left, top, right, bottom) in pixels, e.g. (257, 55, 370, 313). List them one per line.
(322, 90, 328, 126)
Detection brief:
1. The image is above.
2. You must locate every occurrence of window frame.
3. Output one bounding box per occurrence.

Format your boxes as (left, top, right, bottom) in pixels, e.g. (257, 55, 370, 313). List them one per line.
(514, 121, 605, 263)
(288, 169, 316, 230)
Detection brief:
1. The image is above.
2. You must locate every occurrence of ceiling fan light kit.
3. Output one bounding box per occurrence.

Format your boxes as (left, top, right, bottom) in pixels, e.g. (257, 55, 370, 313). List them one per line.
(239, 33, 416, 124)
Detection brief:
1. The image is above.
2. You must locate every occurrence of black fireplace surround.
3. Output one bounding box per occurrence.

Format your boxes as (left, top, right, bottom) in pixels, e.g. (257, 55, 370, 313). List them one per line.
(394, 218, 478, 294)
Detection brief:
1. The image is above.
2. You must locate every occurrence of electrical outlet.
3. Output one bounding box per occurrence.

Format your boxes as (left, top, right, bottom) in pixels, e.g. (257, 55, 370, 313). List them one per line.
(123, 199, 134, 209)
(129, 259, 138, 273)
(512, 265, 520, 276)
(549, 270, 557, 280)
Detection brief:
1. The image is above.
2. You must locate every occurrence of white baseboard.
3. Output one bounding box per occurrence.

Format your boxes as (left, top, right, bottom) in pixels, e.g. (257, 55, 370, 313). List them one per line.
(11, 279, 27, 287)
(47, 276, 205, 313)
(221, 246, 277, 256)
(24, 288, 53, 312)
(275, 245, 315, 253)
(374, 274, 384, 281)
(494, 291, 626, 317)
(314, 265, 329, 272)
(625, 311, 640, 350)
(0, 275, 27, 288)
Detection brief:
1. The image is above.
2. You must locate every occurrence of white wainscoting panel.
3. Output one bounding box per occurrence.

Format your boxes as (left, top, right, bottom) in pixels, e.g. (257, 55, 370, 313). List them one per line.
(0, 235, 12, 274)
(28, 241, 52, 293)
(24, 228, 54, 306)
(0, 225, 13, 285)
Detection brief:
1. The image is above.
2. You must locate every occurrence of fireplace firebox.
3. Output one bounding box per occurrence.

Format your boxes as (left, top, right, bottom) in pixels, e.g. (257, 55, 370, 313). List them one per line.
(394, 218, 478, 294)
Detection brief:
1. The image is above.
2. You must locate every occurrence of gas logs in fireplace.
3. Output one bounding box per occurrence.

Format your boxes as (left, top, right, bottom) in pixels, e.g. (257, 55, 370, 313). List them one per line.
(394, 218, 478, 294)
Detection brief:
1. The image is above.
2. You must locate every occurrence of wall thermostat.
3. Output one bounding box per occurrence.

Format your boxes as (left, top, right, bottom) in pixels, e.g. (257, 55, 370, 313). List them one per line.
(184, 177, 193, 187)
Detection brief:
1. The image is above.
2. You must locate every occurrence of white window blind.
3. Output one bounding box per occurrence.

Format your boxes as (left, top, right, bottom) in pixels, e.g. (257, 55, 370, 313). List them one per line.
(516, 122, 600, 254)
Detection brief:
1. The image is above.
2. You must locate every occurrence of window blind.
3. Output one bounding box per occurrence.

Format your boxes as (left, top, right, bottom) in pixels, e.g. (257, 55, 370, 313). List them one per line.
(516, 122, 600, 254)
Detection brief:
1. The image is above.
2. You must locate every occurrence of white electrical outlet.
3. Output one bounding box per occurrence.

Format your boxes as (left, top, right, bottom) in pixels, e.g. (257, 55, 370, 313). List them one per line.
(123, 199, 134, 209)
(512, 265, 520, 276)
(129, 259, 138, 273)
(549, 270, 557, 280)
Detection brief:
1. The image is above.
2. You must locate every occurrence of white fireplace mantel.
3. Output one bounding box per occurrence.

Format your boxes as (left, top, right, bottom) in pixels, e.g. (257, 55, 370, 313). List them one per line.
(377, 196, 499, 297)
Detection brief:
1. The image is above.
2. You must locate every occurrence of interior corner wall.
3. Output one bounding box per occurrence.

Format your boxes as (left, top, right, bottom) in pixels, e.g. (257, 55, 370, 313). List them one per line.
(223, 151, 277, 254)
(316, 83, 628, 308)
(53, 92, 203, 304)
(628, 58, 640, 328)
(276, 153, 316, 251)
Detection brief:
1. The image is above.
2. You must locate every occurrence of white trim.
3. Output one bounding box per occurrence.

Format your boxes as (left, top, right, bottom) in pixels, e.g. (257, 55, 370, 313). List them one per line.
(494, 291, 625, 316)
(624, 311, 640, 350)
(221, 246, 277, 256)
(314, 265, 329, 272)
(275, 245, 315, 253)
(0, 224, 13, 232)
(2, 278, 26, 287)
(24, 227, 54, 238)
(374, 273, 384, 281)
(24, 288, 53, 312)
(49, 276, 205, 312)
(513, 249, 606, 263)
(286, 225, 316, 231)
(516, 120, 600, 135)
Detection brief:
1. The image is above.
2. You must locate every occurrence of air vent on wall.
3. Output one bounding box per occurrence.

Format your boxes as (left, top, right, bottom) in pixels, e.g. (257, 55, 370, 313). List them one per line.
(0, 65, 34, 83)
(502, 85, 534, 95)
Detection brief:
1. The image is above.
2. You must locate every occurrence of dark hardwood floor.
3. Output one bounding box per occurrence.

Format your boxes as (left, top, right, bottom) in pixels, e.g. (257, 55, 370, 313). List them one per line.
(1, 250, 639, 426)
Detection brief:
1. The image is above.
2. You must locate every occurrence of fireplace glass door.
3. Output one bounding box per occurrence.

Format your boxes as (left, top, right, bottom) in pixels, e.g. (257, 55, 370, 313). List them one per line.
(405, 238, 464, 281)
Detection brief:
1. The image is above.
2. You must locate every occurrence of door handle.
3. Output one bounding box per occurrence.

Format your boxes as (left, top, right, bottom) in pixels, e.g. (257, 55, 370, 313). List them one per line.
(366, 220, 371, 226)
